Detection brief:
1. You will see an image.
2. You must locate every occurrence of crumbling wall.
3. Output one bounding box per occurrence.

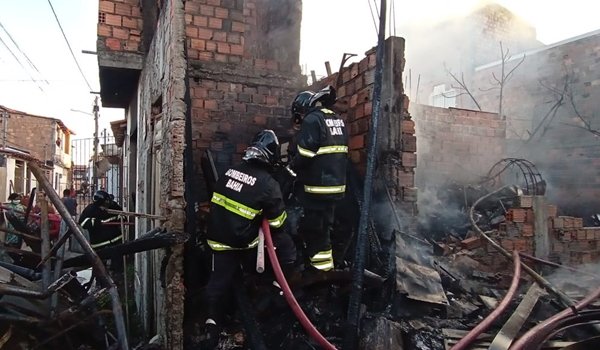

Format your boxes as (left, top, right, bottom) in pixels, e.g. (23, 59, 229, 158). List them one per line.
(473, 32, 600, 215)
(98, 0, 143, 53)
(135, 0, 186, 346)
(412, 105, 506, 188)
(184, 0, 304, 201)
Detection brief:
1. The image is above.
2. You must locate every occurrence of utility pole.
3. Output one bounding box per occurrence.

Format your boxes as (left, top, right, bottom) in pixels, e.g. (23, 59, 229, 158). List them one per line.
(2, 111, 7, 149)
(93, 96, 100, 193)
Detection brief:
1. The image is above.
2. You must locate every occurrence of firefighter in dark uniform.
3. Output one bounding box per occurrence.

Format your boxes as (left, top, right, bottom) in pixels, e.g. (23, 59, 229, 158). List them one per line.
(202, 130, 297, 345)
(78, 190, 123, 271)
(289, 85, 347, 273)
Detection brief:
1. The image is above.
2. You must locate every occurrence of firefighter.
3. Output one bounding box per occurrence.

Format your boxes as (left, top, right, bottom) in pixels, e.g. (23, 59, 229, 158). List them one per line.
(289, 85, 348, 273)
(78, 190, 123, 271)
(202, 130, 297, 345)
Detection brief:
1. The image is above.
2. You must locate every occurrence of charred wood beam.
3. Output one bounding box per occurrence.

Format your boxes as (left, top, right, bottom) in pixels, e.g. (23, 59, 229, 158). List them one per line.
(0, 314, 42, 324)
(294, 269, 385, 289)
(26, 161, 129, 350)
(62, 230, 188, 268)
(35, 229, 72, 269)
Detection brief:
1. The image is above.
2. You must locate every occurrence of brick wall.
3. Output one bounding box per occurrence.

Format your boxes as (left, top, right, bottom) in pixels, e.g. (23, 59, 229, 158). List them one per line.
(185, 0, 303, 200)
(472, 32, 600, 215)
(306, 37, 418, 219)
(98, 0, 143, 52)
(2, 111, 56, 161)
(412, 104, 506, 187)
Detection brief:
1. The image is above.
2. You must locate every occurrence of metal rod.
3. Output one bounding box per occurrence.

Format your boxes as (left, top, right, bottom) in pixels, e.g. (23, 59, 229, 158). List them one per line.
(105, 208, 165, 220)
(343, 0, 387, 348)
(450, 251, 522, 350)
(39, 191, 51, 311)
(0, 226, 41, 241)
(51, 218, 69, 316)
(121, 215, 130, 334)
(0, 271, 75, 298)
(36, 229, 72, 269)
(27, 161, 129, 350)
(469, 185, 575, 309)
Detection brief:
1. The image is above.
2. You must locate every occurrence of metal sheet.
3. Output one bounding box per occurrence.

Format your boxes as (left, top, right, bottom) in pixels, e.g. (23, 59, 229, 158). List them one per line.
(396, 256, 448, 306)
(489, 283, 545, 350)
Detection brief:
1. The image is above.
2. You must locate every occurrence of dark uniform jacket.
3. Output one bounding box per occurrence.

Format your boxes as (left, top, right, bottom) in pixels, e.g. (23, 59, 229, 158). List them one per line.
(290, 107, 348, 202)
(78, 202, 122, 248)
(207, 161, 288, 250)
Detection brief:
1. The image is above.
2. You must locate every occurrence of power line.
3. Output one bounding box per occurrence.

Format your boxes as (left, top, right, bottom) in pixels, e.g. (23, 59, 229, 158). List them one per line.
(0, 34, 44, 92)
(46, 0, 93, 91)
(0, 21, 49, 85)
(367, 0, 379, 37)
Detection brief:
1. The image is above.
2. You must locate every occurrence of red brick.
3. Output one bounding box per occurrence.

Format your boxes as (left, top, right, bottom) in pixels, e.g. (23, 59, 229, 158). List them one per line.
(525, 209, 535, 224)
(402, 135, 417, 152)
(546, 205, 558, 218)
(507, 209, 526, 223)
(230, 44, 243, 56)
(228, 32, 241, 44)
(521, 224, 534, 237)
(99, 1, 115, 13)
(217, 82, 230, 92)
(122, 16, 139, 29)
(501, 239, 514, 250)
(198, 51, 213, 61)
(105, 14, 122, 26)
(266, 60, 278, 70)
(207, 0, 221, 5)
(461, 236, 482, 250)
(253, 115, 267, 125)
(113, 27, 130, 40)
(204, 100, 218, 110)
(232, 21, 245, 32)
(197, 28, 213, 40)
(401, 119, 415, 134)
(349, 135, 364, 150)
(98, 24, 112, 37)
(193, 16, 208, 27)
(191, 39, 206, 50)
(115, 3, 131, 16)
(186, 25, 200, 38)
(215, 7, 229, 19)
(208, 17, 223, 29)
(519, 195, 533, 208)
(200, 5, 214, 16)
(401, 152, 417, 168)
(586, 229, 596, 240)
(124, 41, 139, 51)
(213, 31, 227, 42)
(205, 41, 217, 52)
(185, 14, 193, 24)
(265, 96, 278, 106)
(185, 1, 200, 12)
(363, 102, 373, 116)
(131, 6, 141, 17)
(105, 37, 121, 50)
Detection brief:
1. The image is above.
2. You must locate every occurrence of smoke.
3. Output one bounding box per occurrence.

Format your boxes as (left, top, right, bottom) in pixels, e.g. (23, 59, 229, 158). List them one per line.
(545, 262, 600, 293)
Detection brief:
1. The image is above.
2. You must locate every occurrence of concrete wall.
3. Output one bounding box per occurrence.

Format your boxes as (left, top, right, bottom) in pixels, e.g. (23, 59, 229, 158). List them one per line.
(133, 0, 187, 344)
(412, 105, 506, 188)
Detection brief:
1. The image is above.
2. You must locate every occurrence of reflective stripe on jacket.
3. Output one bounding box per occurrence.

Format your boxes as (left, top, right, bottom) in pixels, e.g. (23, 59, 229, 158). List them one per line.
(291, 107, 348, 201)
(207, 162, 288, 250)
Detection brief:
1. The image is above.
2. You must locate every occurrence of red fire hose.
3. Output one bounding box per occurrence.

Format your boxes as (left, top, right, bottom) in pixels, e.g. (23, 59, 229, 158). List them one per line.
(261, 219, 337, 350)
(450, 250, 522, 350)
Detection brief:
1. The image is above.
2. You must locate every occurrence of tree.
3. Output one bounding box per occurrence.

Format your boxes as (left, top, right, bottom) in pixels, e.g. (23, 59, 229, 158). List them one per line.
(442, 64, 482, 110)
(479, 41, 526, 118)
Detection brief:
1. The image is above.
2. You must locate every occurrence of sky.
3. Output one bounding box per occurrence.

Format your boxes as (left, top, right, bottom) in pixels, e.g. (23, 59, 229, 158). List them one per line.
(0, 0, 598, 140)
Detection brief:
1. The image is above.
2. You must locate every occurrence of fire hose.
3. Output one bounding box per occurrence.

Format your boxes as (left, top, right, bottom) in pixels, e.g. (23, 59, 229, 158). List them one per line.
(450, 251, 521, 350)
(261, 219, 337, 350)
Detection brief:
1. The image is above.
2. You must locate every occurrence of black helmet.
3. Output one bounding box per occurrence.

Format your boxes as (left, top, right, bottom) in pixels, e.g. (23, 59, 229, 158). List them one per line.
(93, 190, 110, 204)
(291, 91, 315, 125)
(243, 130, 280, 167)
(310, 85, 337, 108)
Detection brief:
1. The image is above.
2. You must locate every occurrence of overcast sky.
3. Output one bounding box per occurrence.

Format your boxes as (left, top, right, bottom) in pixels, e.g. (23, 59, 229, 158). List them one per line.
(0, 0, 598, 140)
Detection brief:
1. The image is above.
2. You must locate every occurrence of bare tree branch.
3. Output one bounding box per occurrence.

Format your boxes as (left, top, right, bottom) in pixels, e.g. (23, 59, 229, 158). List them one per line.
(443, 65, 482, 110)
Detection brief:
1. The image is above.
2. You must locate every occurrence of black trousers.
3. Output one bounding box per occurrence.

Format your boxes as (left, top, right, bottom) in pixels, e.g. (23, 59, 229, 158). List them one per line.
(298, 204, 335, 271)
(204, 231, 296, 318)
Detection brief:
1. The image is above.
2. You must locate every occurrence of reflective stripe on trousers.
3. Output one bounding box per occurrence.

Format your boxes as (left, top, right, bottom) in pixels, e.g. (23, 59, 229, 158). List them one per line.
(310, 249, 334, 271)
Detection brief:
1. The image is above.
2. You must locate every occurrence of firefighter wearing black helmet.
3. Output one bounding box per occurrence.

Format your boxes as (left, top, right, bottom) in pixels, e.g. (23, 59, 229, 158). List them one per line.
(202, 130, 297, 345)
(78, 190, 123, 270)
(289, 85, 348, 272)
